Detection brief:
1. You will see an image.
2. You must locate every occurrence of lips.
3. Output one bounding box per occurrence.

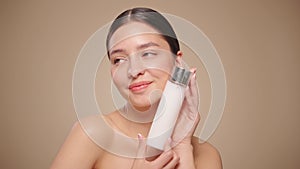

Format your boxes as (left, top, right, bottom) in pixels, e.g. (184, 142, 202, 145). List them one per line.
(128, 81, 152, 92)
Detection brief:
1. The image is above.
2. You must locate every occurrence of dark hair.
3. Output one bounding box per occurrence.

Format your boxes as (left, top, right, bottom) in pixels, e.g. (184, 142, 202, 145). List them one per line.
(106, 7, 180, 57)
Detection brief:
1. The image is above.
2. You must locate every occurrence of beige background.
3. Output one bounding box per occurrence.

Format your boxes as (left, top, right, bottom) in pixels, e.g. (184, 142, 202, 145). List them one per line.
(1, 0, 299, 169)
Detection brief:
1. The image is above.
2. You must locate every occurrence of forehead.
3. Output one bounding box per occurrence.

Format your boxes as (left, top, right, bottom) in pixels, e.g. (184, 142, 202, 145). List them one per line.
(108, 22, 164, 50)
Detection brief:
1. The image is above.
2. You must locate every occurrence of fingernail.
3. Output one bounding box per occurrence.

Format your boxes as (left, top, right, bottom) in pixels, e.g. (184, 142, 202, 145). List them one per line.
(138, 133, 143, 139)
(168, 138, 172, 144)
(191, 68, 197, 74)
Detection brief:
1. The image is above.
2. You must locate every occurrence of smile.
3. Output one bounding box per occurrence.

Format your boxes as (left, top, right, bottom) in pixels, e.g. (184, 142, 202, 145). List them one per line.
(128, 81, 152, 92)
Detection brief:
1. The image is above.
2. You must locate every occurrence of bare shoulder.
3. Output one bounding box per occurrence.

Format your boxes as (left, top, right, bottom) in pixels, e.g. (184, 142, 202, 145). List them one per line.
(50, 120, 104, 169)
(192, 137, 223, 169)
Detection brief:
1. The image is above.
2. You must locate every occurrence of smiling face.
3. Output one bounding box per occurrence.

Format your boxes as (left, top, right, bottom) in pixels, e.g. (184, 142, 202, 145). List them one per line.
(108, 22, 176, 111)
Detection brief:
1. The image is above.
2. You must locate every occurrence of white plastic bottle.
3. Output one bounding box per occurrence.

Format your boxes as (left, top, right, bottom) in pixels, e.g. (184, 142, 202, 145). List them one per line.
(147, 66, 191, 150)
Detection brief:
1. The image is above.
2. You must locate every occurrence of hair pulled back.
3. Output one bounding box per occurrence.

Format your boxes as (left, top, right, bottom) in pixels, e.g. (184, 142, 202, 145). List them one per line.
(106, 7, 180, 57)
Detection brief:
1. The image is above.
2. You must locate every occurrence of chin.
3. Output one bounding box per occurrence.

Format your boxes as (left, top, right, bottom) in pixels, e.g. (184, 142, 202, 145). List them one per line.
(130, 99, 162, 113)
(130, 101, 151, 110)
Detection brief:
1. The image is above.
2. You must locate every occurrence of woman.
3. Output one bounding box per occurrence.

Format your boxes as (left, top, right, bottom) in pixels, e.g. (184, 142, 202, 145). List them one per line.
(51, 7, 222, 169)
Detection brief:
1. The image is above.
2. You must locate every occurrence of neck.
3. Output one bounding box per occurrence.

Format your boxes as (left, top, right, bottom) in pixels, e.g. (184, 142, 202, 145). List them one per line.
(119, 102, 158, 123)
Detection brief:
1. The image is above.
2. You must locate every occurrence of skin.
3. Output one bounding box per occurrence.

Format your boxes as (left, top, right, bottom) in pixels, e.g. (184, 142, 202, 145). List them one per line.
(50, 22, 222, 169)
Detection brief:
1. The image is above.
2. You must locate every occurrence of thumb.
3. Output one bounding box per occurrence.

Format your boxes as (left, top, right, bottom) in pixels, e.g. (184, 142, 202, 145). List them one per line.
(163, 138, 173, 152)
(136, 133, 146, 158)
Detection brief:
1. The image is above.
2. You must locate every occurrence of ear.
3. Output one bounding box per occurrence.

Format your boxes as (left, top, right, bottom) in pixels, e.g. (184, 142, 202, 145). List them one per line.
(176, 51, 183, 58)
(175, 51, 183, 66)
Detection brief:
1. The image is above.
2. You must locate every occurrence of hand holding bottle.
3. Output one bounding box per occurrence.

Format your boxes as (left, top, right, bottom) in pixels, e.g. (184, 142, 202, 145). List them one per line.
(147, 66, 192, 150)
(131, 134, 179, 169)
(169, 68, 199, 169)
(172, 68, 200, 146)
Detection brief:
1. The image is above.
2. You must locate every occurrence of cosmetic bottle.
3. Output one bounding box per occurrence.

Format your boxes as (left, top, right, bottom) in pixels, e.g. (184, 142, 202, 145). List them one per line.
(147, 66, 191, 150)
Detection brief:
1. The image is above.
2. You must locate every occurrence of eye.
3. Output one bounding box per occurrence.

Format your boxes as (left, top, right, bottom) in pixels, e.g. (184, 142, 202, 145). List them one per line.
(142, 51, 157, 57)
(111, 57, 127, 65)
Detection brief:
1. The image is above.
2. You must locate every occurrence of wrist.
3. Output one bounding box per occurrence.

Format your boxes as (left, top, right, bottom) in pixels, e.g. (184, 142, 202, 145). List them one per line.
(173, 144, 196, 169)
(174, 142, 193, 153)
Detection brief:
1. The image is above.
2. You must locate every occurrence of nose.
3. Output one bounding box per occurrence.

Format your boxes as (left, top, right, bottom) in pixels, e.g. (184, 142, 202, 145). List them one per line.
(127, 55, 145, 78)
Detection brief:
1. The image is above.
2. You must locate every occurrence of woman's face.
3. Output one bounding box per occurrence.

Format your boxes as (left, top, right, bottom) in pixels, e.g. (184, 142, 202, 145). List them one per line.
(108, 22, 177, 111)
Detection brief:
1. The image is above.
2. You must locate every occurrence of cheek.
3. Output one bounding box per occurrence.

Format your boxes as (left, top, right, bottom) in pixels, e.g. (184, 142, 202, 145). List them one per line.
(148, 56, 174, 81)
(149, 69, 170, 89)
(143, 56, 175, 74)
(111, 66, 129, 91)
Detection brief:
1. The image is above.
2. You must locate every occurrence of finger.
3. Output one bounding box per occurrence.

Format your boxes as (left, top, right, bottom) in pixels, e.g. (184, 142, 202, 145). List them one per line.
(185, 68, 197, 99)
(187, 72, 200, 112)
(186, 68, 196, 91)
(189, 70, 198, 98)
(190, 67, 197, 75)
(152, 150, 174, 168)
(163, 151, 180, 169)
(136, 133, 146, 158)
(163, 138, 172, 152)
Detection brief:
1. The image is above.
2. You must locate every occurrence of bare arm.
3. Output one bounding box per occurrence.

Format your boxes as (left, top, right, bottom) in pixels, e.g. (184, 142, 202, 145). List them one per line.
(50, 122, 103, 169)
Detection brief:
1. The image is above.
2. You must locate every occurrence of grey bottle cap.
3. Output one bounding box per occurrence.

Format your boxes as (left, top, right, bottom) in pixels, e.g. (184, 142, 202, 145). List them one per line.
(170, 66, 191, 86)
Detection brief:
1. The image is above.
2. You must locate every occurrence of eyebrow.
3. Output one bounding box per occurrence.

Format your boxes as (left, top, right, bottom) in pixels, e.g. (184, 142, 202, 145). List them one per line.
(109, 42, 160, 56)
(137, 42, 160, 50)
(109, 49, 125, 56)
